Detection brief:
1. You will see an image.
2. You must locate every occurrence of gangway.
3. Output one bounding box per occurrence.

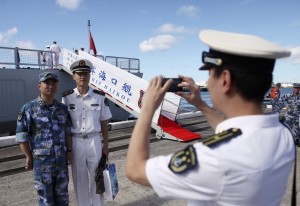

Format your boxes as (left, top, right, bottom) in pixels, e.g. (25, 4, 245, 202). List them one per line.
(60, 49, 201, 142)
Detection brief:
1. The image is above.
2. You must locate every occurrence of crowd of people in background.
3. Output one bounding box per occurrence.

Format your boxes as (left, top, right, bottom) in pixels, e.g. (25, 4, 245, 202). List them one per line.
(264, 81, 300, 146)
(13, 42, 88, 70)
(41, 41, 61, 69)
(271, 83, 300, 146)
(40, 42, 87, 70)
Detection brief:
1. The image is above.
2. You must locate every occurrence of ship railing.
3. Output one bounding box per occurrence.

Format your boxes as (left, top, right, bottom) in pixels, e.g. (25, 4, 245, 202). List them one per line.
(0, 46, 141, 73)
(0, 46, 55, 70)
(104, 56, 140, 73)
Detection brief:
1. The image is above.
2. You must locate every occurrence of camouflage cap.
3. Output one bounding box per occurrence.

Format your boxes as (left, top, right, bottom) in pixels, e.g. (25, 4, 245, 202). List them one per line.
(39, 72, 58, 83)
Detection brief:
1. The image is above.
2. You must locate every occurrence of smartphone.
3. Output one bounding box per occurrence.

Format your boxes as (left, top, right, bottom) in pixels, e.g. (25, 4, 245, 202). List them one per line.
(162, 78, 183, 92)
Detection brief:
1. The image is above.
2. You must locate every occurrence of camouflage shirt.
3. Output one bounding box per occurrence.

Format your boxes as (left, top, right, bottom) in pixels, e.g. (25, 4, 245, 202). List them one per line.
(16, 96, 72, 172)
(271, 92, 300, 114)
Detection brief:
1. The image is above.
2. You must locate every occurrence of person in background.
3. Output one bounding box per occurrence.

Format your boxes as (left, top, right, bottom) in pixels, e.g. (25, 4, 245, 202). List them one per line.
(16, 72, 72, 205)
(62, 59, 112, 206)
(270, 82, 282, 99)
(272, 83, 300, 146)
(50, 41, 61, 68)
(126, 29, 295, 205)
(43, 45, 53, 70)
(15, 47, 20, 69)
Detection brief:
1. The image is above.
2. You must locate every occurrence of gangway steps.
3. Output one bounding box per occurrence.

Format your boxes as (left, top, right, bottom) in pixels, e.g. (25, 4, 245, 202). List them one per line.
(60, 50, 202, 142)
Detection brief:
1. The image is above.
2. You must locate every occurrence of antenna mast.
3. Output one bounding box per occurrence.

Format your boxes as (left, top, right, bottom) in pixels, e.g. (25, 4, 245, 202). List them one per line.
(88, 20, 91, 54)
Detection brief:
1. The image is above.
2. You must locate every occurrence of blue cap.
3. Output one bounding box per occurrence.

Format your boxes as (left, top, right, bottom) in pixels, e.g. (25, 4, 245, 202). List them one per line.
(39, 72, 58, 83)
(293, 83, 300, 88)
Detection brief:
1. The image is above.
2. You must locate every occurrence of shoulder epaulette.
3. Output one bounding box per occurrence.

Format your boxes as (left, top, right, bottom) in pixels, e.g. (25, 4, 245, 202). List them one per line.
(201, 128, 242, 148)
(62, 89, 74, 97)
(93, 89, 105, 96)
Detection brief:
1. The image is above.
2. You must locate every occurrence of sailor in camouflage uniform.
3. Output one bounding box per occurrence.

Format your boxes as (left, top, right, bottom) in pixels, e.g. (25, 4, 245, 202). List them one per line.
(272, 83, 300, 144)
(16, 72, 72, 206)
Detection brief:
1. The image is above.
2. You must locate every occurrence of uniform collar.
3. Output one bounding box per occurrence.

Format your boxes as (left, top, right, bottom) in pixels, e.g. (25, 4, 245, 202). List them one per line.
(74, 87, 93, 97)
(37, 96, 57, 108)
(292, 92, 300, 97)
(215, 113, 280, 134)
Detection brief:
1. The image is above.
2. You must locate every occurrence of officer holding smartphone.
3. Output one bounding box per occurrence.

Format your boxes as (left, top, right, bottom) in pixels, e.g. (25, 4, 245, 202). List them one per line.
(126, 29, 295, 205)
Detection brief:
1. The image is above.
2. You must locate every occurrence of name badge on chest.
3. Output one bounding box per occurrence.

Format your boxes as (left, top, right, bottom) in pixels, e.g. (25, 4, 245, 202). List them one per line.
(69, 104, 75, 110)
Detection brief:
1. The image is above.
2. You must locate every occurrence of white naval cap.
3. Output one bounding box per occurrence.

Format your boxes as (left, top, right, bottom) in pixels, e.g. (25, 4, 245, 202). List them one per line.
(293, 83, 300, 88)
(70, 59, 92, 73)
(199, 30, 291, 73)
(46, 45, 50, 48)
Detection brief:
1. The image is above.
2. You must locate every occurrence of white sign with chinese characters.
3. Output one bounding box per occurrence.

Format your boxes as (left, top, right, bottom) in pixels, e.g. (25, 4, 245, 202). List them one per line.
(61, 49, 181, 123)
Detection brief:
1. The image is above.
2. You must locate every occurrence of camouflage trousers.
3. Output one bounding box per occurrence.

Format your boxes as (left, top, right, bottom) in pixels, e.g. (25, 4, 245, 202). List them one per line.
(33, 168, 69, 206)
(285, 113, 300, 144)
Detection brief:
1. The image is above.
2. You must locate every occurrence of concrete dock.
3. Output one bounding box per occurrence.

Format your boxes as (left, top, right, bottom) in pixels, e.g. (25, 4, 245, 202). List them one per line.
(0, 115, 299, 205)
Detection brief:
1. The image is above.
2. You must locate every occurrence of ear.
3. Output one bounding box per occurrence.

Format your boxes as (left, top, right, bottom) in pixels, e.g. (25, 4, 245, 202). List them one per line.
(221, 70, 231, 93)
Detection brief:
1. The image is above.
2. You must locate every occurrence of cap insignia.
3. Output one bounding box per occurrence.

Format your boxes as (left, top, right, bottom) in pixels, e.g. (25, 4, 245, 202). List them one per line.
(79, 60, 85, 67)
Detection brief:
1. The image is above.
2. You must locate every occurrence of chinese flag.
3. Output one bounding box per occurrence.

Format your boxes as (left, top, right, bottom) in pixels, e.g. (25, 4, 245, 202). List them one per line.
(89, 32, 97, 56)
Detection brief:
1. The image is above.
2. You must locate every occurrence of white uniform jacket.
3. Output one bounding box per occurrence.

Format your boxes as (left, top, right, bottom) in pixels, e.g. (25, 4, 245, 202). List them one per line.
(146, 113, 295, 206)
(62, 87, 112, 134)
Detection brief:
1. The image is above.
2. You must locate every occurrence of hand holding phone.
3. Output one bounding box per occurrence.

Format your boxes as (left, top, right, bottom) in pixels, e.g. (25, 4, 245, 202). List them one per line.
(162, 78, 183, 92)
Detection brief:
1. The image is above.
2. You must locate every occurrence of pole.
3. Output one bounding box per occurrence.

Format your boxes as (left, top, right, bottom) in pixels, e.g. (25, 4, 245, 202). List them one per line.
(88, 20, 91, 54)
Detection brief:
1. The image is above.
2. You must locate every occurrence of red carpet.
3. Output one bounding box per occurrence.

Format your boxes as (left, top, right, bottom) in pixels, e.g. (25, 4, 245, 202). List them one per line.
(157, 115, 201, 142)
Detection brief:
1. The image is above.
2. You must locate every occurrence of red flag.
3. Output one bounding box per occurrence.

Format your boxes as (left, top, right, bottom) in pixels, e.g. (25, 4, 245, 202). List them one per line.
(89, 32, 97, 56)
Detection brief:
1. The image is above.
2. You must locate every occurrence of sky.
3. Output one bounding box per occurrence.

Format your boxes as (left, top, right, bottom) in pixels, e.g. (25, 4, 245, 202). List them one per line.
(0, 0, 299, 83)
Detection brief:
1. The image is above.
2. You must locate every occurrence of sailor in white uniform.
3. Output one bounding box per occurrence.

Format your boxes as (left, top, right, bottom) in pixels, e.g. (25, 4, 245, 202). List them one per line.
(50, 41, 61, 68)
(62, 59, 112, 206)
(126, 30, 295, 206)
(44, 45, 52, 69)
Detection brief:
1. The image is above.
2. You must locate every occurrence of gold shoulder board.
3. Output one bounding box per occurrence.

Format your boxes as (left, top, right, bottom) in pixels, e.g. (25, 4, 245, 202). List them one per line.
(93, 89, 105, 96)
(201, 128, 242, 147)
(62, 89, 74, 97)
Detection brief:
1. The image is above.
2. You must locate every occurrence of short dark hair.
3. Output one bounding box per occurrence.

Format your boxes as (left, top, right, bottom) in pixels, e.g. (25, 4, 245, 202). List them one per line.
(212, 67, 272, 102)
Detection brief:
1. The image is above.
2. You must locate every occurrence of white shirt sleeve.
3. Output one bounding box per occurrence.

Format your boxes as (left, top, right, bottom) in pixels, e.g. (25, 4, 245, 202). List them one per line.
(146, 143, 223, 201)
(100, 97, 112, 121)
